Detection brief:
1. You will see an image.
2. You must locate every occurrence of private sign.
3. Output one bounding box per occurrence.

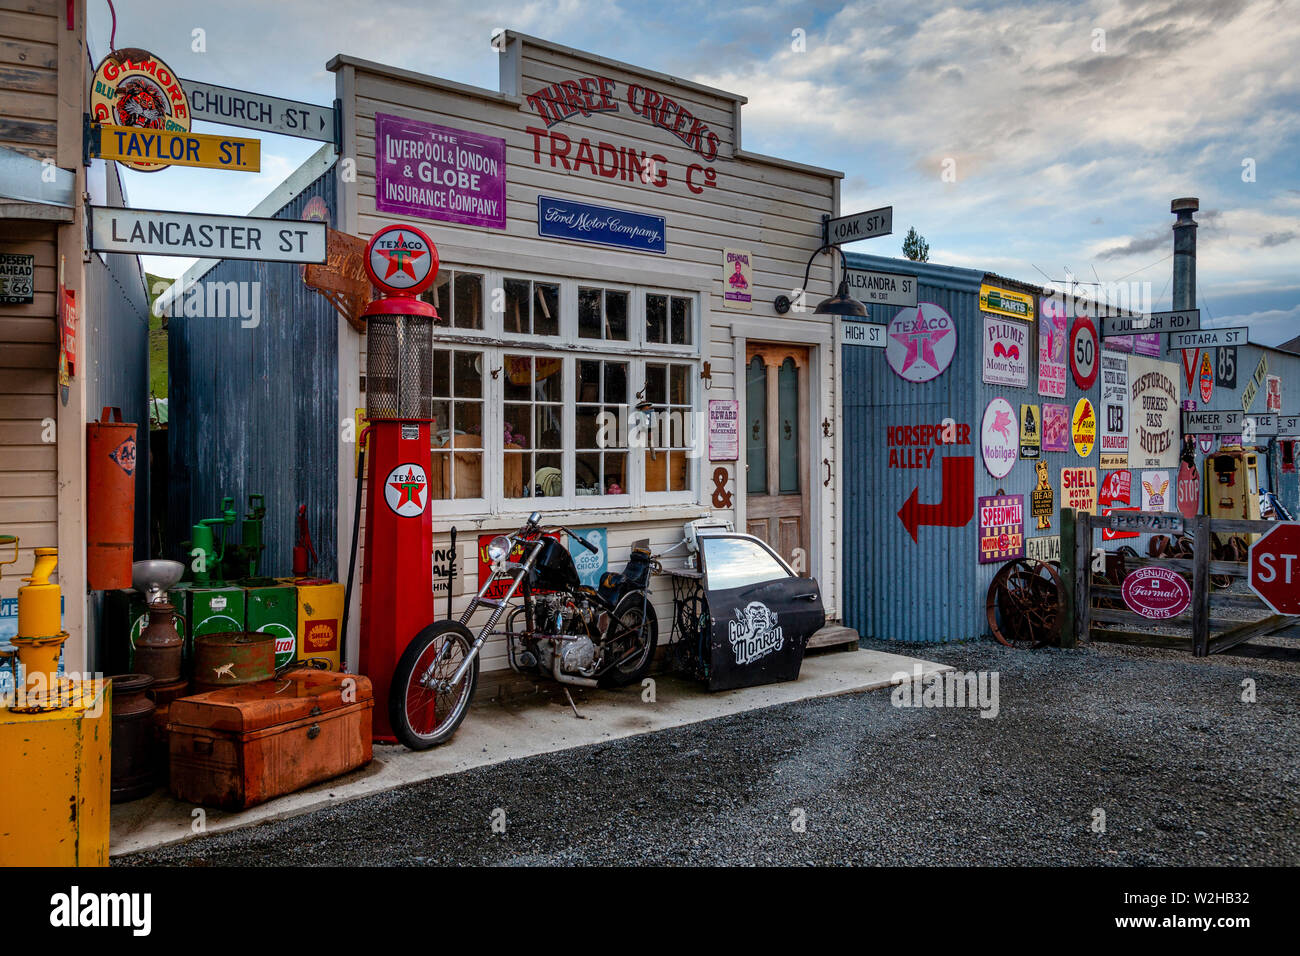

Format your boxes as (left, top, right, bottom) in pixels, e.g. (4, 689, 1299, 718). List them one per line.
(92, 124, 260, 172)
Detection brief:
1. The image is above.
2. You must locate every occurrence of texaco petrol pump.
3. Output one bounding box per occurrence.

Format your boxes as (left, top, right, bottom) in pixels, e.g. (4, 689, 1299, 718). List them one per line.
(359, 224, 440, 742)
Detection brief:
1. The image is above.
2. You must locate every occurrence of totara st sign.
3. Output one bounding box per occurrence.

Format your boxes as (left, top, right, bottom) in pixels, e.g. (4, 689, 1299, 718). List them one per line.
(1249, 523, 1300, 616)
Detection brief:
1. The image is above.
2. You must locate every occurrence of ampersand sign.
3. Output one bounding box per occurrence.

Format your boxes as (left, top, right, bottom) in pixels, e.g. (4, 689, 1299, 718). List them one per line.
(711, 466, 733, 509)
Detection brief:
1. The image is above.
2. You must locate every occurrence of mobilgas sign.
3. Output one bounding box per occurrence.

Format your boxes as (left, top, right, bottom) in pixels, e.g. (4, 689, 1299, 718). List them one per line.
(90, 207, 326, 263)
(182, 78, 335, 143)
(826, 206, 892, 244)
(537, 195, 666, 254)
(1167, 326, 1248, 351)
(844, 268, 916, 308)
(1103, 309, 1200, 336)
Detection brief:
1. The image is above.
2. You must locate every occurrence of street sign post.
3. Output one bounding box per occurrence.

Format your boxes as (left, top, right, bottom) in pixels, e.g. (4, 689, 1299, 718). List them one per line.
(1181, 409, 1243, 434)
(1244, 414, 1279, 437)
(1278, 415, 1300, 438)
(825, 206, 892, 245)
(90, 207, 326, 262)
(1167, 327, 1248, 351)
(839, 321, 887, 348)
(183, 78, 336, 143)
(1102, 309, 1200, 337)
(1248, 523, 1300, 616)
(843, 268, 916, 308)
(90, 123, 261, 172)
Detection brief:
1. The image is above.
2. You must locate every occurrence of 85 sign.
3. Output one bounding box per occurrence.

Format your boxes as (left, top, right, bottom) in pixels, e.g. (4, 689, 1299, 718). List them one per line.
(1070, 316, 1099, 390)
(1216, 346, 1237, 389)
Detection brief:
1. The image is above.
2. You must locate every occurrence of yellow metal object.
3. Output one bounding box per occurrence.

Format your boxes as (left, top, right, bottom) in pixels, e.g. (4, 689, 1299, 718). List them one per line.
(0, 534, 17, 578)
(12, 547, 71, 707)
(1205, 447, 1261, 540)
(0, 679, 111, 866)
(298, 581, 344, 671)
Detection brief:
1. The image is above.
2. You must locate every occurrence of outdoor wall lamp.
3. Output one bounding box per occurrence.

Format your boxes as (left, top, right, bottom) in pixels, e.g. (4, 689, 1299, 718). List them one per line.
(773, 244, 867, 317)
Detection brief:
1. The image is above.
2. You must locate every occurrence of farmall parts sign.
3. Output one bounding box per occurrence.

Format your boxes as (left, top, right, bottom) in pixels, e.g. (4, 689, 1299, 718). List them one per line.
(887, 303, 956, 383)
(982, 316, 1029, 388)
(374, 113, 507, 229)
(1122, 567, 1192, 620)
(1019, 404, 1040, 459)
(1129, 355, 1180, 470)
(523, 73, 722, 195)
(1042, 402, 1069, 452)
(978, 495, 1025, 564)
(89, 49, 190, 172)
(384, 463, 428, 517)
(1061, 466, 1098, 514)
(1072, 398, 1097, 458)
(1037, 297, 1068, 398)
(722, 248, 752, 310)
(979, 283, 1034, 321)
(1140, 470, 1171, 512)
(1099, 353, 1129, 469)
(981, 397, 1018, 479)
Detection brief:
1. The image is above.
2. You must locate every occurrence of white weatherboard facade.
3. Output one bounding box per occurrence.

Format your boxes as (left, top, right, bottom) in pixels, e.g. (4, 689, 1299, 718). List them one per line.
(330, 33, 851, 673)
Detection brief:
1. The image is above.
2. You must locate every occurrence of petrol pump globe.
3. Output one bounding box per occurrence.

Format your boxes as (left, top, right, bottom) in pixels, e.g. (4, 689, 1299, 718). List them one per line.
(358, 224, 441, 742)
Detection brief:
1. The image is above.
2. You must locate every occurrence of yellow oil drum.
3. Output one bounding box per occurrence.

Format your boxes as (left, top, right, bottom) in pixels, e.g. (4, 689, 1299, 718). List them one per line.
(296, 581, 343, 671)
(0, 679, 111, 866)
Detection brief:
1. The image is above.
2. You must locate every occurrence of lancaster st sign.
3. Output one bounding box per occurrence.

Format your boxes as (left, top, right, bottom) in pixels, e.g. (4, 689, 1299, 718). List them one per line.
(90, 207, 326, 263)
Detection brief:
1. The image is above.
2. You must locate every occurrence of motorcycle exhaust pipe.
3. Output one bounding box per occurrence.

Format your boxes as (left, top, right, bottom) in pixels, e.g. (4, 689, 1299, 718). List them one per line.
(553, 653, 599, 688)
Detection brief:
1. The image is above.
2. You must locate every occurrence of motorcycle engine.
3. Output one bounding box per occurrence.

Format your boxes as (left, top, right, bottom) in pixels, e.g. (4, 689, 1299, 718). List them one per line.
(532, 595, 601, 677)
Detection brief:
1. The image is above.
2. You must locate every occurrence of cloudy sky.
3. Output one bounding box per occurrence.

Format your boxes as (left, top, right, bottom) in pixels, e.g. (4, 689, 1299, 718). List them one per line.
(92, 0, 1300, 345)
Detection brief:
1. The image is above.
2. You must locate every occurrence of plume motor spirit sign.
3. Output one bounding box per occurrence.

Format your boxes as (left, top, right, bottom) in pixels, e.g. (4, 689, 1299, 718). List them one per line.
(982, 317, 1029, 388)
(375, 113, 506, 230)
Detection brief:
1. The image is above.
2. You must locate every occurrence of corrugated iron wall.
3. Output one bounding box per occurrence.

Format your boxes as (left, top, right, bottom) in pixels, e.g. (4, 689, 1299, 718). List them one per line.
(842, 253, 1101, 642)
(167, 168, 339, 579)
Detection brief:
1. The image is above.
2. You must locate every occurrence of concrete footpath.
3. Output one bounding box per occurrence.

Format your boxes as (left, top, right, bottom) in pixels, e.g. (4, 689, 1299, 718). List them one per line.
(110, 646, 949, 856)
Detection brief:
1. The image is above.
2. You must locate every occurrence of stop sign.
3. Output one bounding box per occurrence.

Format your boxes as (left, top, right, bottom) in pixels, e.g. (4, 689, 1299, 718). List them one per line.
(1249, 523, 1300, 615)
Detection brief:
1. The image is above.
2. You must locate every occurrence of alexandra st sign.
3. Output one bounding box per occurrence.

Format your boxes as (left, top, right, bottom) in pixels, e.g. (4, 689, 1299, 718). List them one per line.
(90, 207, 326, 263)
(844, 268, 917, 308)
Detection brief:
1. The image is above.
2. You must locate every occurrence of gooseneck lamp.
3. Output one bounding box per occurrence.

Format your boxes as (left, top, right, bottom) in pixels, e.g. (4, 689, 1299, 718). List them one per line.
(773, 244, 868, 317)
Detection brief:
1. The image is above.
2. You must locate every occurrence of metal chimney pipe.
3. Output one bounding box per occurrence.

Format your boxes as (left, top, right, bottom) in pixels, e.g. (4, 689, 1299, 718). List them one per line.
(1171, 197, 1198, 311)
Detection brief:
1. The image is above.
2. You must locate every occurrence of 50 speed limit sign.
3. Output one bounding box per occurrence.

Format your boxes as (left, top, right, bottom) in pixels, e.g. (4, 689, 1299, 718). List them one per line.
(1070, 316, 1099, 390)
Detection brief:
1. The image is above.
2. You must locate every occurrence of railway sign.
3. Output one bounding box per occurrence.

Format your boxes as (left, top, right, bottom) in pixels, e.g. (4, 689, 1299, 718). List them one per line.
(1167, 327, 1248, 351)
(183, 78, 336, 143)
(90, 123, 260, 172)
(825, 206, 892, 244)
(844, 268, 916, 308)
(90, 206, 326, 262)
(1249, 523, 1300, 616)
(1181, 409, 1243, 434)
(1102, 309, 1200, 337)
(839, 321, 887, 348)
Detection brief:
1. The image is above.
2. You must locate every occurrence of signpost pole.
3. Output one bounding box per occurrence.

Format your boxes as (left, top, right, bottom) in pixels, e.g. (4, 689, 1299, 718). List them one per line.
(1191, 516, 1210, 657)
(1074, 511, 1092, 646)
(1059, 507, 1077, 648)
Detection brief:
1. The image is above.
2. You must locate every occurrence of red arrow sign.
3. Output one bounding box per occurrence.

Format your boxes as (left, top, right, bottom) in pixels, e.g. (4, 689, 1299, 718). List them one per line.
(898, 455, 975, 542)
(1249, 523, 1300, 616)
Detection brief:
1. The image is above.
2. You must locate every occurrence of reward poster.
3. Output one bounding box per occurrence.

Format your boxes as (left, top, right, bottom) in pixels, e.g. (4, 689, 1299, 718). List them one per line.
(1128, 355, 1180, 470)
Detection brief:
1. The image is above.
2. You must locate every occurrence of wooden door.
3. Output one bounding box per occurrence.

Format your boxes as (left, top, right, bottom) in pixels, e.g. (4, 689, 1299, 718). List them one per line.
(744, 343, 810, 574)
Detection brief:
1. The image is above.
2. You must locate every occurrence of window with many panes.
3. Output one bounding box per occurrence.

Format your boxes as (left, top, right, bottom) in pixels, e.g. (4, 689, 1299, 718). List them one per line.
(390, 268, 698, 514)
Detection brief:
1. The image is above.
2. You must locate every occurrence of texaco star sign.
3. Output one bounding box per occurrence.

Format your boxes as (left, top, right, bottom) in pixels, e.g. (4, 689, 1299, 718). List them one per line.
(364, 223, 439, 297)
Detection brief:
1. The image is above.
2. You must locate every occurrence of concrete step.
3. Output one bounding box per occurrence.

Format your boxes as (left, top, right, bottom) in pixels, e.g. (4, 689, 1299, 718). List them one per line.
(808, 623, 859, 650)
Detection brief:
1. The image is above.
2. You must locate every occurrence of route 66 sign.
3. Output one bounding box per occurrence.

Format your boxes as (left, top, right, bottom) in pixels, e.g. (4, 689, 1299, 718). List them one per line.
(1070, 316, 1099, 389)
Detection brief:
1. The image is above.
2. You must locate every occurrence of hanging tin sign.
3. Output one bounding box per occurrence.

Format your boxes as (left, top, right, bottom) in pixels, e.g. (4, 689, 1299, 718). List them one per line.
(1030, 460, 1054, 529)
(1122, 567, 1191, 620)
(1140, 470, 1170, 512)
(977, 494, 1025, 563)
(886, 303, 956, 383)
(1019, 404, 1040, 459)
(1099, 469, 1132, 507)
(1061, 466, 1098, 514)
(89, 48, 191, 172)
(980, 397, 1018, 479)
(1069, 316, 1099, 390)
(1071, 398, 1096, 457)
(1042, 402, 1070, 452)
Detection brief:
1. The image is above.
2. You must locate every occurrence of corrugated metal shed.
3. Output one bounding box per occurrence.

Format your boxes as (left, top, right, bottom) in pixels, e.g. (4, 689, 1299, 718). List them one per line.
(167, 166, 339, 579)
(841, 252, 1100, 643)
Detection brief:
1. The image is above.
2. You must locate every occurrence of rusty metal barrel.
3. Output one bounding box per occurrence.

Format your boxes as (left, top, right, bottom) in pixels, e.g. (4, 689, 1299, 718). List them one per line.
(192, 632, 276, 693)
(87, 407, 138, 590)
(110, 673, 156, 802)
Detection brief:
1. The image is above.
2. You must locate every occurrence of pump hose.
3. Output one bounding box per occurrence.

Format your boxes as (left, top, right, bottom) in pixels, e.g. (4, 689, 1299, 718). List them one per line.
(341, 430, 368, 667)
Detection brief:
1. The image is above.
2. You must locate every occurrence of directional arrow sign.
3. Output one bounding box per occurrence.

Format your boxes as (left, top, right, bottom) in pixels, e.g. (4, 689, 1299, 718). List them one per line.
(844, 268, 916, 308)
(1181, 409, 1243, 434)
(183, 79, 336, 143)
(826, 206, 892, 244)
(1167, 326, 1248, 351)
(90, 206, 326, 263)
(897, 455, 974, 542)
(1103, 309, 1200, 336)
(839, 321, 887, 348)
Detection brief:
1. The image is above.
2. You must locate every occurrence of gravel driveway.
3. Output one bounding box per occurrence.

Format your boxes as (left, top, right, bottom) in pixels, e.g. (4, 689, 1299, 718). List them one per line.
(119, 638, 1300, 866)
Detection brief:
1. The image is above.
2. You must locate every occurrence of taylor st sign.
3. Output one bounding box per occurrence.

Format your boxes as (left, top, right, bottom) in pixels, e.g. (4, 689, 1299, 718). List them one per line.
(844, 268, 916, 308)
(90, 207, 326, 263)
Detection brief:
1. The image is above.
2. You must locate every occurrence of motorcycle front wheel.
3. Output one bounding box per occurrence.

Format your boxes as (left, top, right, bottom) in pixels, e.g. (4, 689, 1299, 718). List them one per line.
(389, 621, 480, 750)
(600, 594, 658, 687)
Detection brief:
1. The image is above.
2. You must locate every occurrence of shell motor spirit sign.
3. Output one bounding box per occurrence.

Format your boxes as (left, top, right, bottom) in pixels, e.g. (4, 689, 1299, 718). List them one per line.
(523, 74, 721, 195)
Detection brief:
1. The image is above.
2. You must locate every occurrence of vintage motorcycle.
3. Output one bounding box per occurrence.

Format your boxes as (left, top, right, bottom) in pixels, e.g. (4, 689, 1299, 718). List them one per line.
(389, 512, 658, 749)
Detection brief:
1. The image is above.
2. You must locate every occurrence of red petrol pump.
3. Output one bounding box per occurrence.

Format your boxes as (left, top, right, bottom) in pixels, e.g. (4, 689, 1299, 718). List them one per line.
(359, 224, 440, 742)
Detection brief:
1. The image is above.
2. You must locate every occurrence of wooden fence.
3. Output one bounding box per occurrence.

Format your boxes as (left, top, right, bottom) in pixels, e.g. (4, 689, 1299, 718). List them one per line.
(1058, 508, 1297, 656)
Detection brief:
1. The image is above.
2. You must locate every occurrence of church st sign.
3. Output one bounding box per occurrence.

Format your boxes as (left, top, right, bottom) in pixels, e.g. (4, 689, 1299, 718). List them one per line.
(90, 207, 326, 262)
(844, 268, 917, 308)
(182, 78, 336, 143)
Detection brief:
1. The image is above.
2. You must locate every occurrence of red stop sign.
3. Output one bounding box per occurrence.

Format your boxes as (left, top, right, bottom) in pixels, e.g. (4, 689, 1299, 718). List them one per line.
(1249, 523, 1300, 616)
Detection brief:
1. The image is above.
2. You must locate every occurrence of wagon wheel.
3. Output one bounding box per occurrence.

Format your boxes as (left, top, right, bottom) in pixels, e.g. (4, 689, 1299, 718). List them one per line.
(986, 559, 1064, 649)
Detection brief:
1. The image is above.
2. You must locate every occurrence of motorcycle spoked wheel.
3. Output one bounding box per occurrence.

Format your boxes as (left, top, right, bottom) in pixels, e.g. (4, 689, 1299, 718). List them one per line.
(600, 595, 658, 687)
(389, 620, 480, 751)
